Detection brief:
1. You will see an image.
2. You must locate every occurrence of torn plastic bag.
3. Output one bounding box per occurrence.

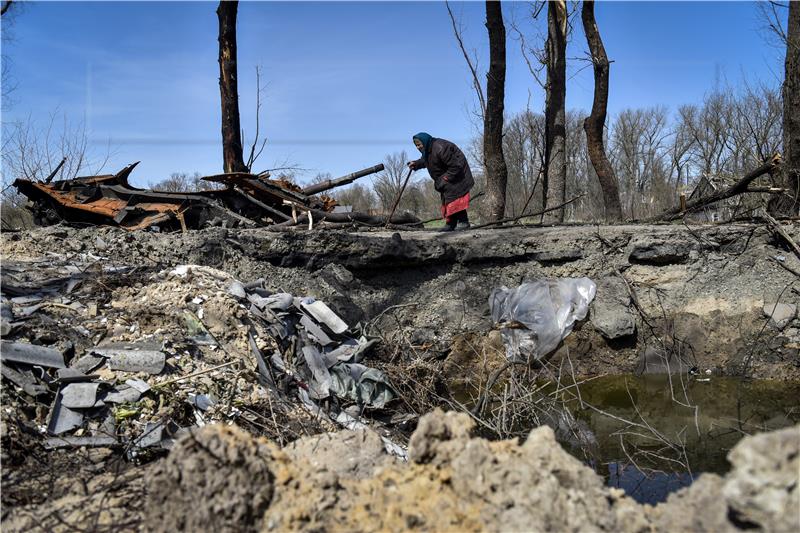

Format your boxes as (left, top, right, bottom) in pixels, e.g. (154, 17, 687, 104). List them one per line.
(329, 363, 396, 408)
(489, 277, 596, 361)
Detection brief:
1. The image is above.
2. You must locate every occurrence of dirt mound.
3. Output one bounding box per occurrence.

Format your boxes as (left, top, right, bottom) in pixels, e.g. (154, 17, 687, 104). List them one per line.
(145, 425, 278, 533)
(135, 410, 798, 532)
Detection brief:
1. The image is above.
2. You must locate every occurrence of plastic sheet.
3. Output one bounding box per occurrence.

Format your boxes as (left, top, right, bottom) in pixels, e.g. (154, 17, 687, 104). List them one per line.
(490, 278, 596, 361)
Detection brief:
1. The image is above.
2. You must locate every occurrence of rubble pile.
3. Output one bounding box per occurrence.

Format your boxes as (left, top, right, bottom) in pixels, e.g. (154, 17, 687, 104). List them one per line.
(1, 252, 410, 480)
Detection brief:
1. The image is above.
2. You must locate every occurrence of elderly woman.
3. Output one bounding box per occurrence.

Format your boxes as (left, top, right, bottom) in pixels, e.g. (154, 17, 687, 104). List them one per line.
(408, 132, 474, 231)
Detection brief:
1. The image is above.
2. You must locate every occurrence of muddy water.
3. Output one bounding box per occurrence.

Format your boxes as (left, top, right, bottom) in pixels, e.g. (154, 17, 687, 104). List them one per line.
(557, 375, 800, 504)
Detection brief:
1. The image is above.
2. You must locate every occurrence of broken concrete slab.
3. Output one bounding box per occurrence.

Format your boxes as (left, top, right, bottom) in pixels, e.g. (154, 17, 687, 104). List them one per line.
(228, 280, 246, 299)
(1, 340, 66, 368)
(591, 277, 637, 340)
(629, 241, 692, 265)
(763, 303, 797, 329)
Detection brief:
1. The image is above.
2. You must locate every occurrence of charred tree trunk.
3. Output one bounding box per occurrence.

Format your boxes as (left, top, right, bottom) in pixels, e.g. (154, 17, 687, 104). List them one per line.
(581, 0, 623, 221)
(543, 0, 567, 223)
(772, 1, 800, 215)
(217, 1, 247, 174)
(484, 0, 509, 222)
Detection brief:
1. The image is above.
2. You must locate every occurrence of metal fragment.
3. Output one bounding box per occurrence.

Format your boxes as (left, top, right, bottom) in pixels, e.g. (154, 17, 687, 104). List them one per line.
(71, 354, 105, 374)
(301, 345, 331, 399)
(1, 341, 66, 368)
(57, 367, 95, 383)
(60, 382, 100, 409)
(95, 346, 166, 374)
(47, 389, 84, 435)
(134, 421, 165, 448)
(125, 378, 151, 393)
(10, 295, 43, 305)
(300, 300, 348, 334)
(188, 393, 216, 411)
(44, 436, 118, 450)
(299, 314, 334, 346)
(249, 332, 275, 388)
(102, 386, 141, 404)
(1, 363, 49, 397)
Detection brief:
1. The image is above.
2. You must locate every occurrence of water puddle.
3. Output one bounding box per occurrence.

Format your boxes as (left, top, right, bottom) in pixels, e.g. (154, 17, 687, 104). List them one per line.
(556, 375, 800, 504)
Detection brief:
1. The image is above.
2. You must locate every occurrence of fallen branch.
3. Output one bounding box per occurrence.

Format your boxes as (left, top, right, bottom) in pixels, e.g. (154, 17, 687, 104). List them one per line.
(762, 211, 800, 261)
(276, 209, 421, 227)
(647, 154, 782, 222)
(469, 194, 584, 230)
(152, 360, 240, 389)
(769, 255, 800, 278)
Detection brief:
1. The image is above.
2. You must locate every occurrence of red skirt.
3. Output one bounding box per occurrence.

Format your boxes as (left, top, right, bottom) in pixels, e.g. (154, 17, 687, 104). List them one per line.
(441, 192, 470, 222)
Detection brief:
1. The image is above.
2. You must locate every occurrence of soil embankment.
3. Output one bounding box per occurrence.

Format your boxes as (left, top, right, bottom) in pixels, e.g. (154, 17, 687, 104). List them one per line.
(2, 222, 800, 530)
(5, 222, 800, 379)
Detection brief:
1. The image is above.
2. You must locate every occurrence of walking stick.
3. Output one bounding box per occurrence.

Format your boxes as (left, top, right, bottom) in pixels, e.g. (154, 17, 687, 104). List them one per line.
(384, 168, 414, 228)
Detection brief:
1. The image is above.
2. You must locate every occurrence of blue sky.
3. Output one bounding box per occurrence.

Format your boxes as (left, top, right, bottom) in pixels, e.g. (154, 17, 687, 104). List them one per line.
(1, 1, 786, 187)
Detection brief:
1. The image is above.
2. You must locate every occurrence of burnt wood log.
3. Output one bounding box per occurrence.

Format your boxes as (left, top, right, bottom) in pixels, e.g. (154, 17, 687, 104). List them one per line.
(217, 1, 247, 174)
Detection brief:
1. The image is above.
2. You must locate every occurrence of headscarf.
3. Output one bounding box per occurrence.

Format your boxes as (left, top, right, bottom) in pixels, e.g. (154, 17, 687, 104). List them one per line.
(413, 132, 434, 161)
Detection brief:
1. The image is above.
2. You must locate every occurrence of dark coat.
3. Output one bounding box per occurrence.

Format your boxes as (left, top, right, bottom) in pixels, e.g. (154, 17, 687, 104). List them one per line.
(413, 138, 474, 204)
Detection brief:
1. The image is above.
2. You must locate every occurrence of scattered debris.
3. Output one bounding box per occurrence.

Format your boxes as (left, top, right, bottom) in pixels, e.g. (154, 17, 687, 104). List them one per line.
(11, 162, 411, 231)
(0, 254, 402, 461)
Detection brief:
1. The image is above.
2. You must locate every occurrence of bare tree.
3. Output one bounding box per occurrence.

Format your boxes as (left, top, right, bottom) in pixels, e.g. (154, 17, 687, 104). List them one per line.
(446, 1, 486, 119)
(581, 0, 623, 221)
(1, 112, 111, 228)
(1, 0, 23, 103)
(543, 0, 567, 223)
(149, 171, 223, 192)
(373, 152, 411, 212)
(244, 65, 268, 173)
(503, 110, 545, 217)
(773, 0, 800, 214)
(217, 0, 247, 174)
(610, 107, 671, 218)
(446, 1, 508, 221)
(332, 183, 378, 213)
(484, 0, 509, 221)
